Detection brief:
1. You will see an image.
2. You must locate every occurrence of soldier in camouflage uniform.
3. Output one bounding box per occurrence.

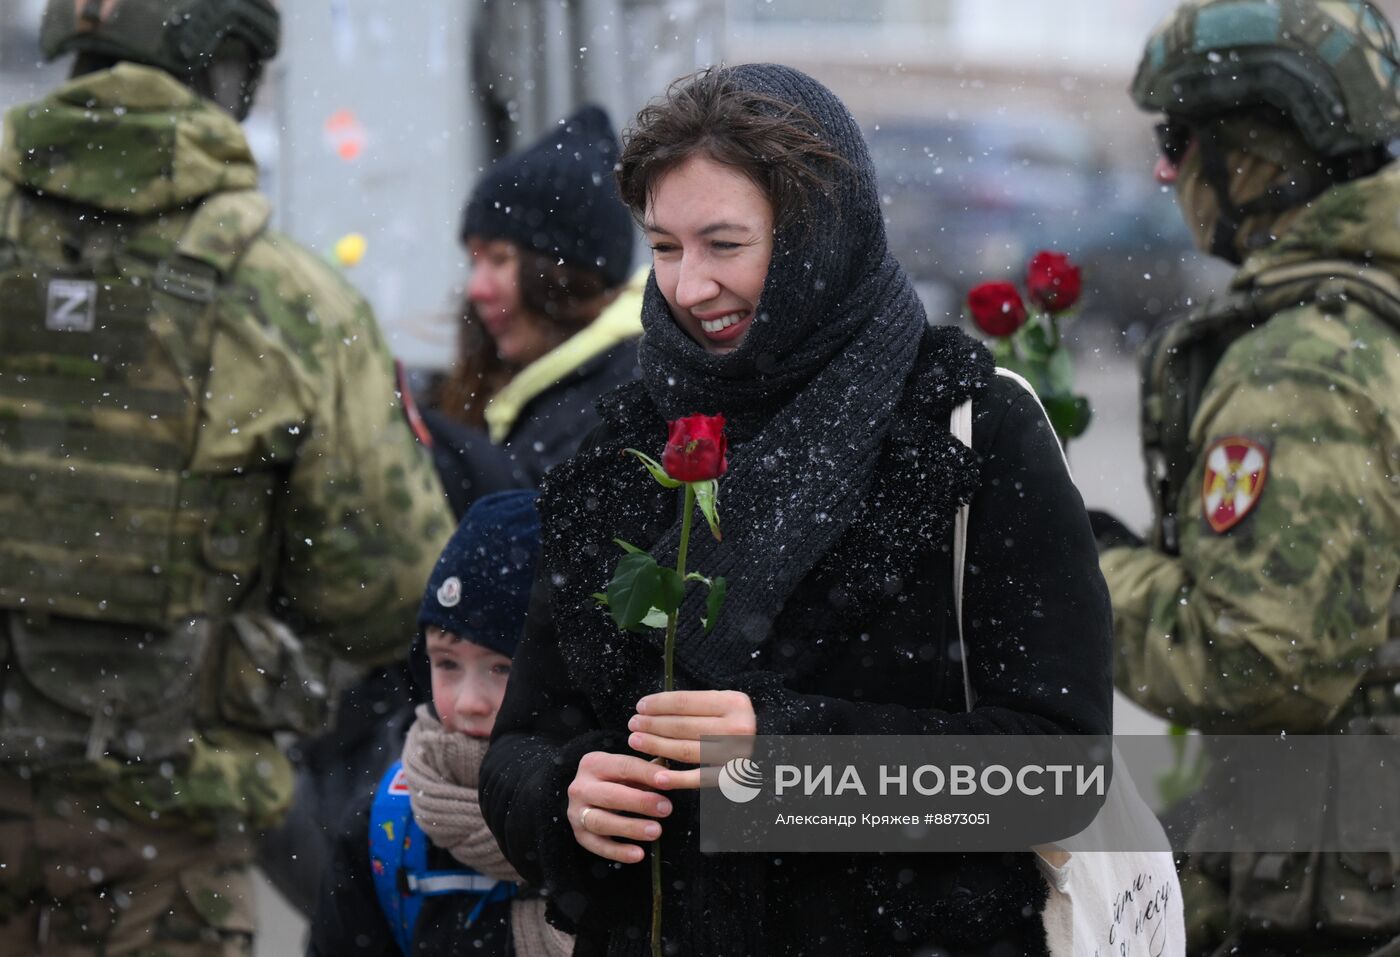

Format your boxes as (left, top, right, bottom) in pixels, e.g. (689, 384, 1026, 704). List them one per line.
(0, 1, 453, 953)
(1097, 1, 1400, 954)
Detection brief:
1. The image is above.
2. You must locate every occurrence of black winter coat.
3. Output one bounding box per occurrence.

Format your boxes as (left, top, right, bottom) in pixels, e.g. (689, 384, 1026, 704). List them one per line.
(306, 790, 515, 957)
(427, 340, 640, 517)
(480, 332, 1114, 956)
(497, 339, 640, 487)
(422, 410, 531, 520)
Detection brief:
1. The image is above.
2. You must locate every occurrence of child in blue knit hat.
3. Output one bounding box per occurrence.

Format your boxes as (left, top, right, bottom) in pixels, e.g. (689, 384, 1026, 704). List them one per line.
(307, 490, 570, 957)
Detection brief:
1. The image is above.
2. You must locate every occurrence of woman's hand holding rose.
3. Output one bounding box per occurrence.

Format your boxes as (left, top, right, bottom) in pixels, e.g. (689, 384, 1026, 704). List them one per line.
(568, 689, 755, 861)
(568, 751, 672, 864)
(628, 690, 756, 789)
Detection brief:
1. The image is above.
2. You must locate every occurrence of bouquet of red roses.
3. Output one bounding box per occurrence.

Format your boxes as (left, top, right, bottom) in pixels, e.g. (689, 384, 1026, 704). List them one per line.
(966, 250, 1091, 442)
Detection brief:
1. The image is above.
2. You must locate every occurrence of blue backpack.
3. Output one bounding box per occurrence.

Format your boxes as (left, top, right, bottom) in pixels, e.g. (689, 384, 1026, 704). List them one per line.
(369, 761, 516, 954)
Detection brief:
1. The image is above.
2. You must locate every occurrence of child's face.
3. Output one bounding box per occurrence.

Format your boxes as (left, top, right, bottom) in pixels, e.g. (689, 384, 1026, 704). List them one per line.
(425, 626, 512, 738)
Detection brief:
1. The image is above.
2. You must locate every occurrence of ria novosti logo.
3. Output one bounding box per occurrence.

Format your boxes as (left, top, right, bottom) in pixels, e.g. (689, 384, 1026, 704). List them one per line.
(715, 754, 1109, 807)
(717, 757, 764, 803)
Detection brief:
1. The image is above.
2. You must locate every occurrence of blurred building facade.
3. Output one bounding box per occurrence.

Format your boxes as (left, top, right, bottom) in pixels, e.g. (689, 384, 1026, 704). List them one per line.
(275, 0, 724, 368)
(3, 0, 1397, 352)
(727, 0, 1237, 332)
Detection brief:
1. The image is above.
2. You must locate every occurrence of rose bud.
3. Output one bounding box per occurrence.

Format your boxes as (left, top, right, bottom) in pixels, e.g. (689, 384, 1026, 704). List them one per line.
(967, 281, 1028, 337)
(1026, 250, 1083, 313)
(662, 414, 728, 482)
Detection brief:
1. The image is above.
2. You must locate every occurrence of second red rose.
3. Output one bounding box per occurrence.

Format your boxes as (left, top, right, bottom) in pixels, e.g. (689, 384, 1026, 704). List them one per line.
(967, 281, 1028, 338)
(1026, 250, 1083, 313)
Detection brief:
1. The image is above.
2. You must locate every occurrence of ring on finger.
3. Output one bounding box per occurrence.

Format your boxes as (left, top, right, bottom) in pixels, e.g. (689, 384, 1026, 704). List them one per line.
(579, 806, 594, 831)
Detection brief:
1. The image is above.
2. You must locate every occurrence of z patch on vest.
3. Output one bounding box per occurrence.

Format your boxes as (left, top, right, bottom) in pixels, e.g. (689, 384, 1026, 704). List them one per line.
(46, 279, 97, 332)
(1202, 437, 1269, 534)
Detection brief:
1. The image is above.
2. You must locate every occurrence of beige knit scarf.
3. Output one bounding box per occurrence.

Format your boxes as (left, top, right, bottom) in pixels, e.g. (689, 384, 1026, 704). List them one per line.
(402, 706, 573, 957)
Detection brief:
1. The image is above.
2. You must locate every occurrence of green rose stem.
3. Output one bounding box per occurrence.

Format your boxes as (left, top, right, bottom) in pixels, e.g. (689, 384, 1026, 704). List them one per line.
(652, 481, 696, 957)
(1042, 311, 1062, 351)
(605, 435, 725, 955)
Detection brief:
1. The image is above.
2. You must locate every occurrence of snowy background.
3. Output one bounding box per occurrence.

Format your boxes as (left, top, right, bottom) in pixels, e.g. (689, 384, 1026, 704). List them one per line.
(5, 0, 1388, 949)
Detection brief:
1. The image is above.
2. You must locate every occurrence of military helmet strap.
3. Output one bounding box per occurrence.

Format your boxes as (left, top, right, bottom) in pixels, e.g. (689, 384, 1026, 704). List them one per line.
(1198, 125, 1246, 263)
(76, 0, 103, 27)
(1196, 122, 1338, 263)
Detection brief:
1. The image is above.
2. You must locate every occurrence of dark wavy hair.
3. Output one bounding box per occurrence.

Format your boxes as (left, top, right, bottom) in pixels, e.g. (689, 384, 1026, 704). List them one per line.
(616, 65, 848, 233)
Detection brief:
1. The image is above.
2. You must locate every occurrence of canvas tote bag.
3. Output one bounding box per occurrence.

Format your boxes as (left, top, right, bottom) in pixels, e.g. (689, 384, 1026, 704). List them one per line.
(949, 370, 1186, 957)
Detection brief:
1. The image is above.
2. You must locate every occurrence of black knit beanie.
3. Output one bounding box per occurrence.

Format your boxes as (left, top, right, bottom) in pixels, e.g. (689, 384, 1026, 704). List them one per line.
(461, 104, 634, 288)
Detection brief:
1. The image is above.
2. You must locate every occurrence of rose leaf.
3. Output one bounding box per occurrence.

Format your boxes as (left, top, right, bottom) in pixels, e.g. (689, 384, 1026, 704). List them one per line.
(607, 551, 663, 630)
(703, 576, 727, 634)
(624, 448, 683, 489)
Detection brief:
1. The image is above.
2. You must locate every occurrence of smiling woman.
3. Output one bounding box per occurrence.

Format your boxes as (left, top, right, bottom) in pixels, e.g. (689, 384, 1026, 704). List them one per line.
(480, 64, 1114, 957)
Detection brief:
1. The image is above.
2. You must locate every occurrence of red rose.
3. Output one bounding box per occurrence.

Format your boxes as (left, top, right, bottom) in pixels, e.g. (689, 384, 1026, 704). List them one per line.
(1026, 250, 1082, 313)
(967, 281, 1028, 337)
(662, 414, 728, 482)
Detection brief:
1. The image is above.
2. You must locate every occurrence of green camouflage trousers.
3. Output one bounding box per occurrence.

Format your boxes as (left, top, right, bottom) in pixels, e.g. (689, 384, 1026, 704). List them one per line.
(1182, 851, 1400, 957)
(0, 770, 254, 956)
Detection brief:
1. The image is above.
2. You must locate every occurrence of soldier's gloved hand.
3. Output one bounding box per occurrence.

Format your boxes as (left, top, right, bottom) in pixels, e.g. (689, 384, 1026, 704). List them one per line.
(1088, 509, 1143, 553)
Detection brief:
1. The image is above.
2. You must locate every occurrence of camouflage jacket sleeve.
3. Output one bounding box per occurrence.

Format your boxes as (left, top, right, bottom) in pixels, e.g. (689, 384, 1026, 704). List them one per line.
(237, 235, 452, 667)
(1103, 304, 1400, 731)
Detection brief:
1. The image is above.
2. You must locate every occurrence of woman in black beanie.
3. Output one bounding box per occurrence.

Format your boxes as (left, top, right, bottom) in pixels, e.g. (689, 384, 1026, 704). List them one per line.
(427, 105, 642, 514)
(480, 65, 1113, 956)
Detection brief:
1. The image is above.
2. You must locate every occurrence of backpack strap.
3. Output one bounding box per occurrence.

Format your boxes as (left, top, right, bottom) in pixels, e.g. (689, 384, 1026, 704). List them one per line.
(0, 180, 19, 239)
(1249, 257, 1400, 333)
(0, 180, 27, 272)
(950, 396, 974, 712)
(950, 368, 1070, 712)
(368, 761, 517, 954)
(369, 762, 418, 955)
(136, 189, 273, 419)
(176, 189, 270, 273)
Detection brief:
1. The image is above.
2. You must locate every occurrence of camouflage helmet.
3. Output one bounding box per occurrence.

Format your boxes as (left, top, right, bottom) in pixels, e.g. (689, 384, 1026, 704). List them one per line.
(1132, 0, 1400, 157)
(40, 0, 279, 77)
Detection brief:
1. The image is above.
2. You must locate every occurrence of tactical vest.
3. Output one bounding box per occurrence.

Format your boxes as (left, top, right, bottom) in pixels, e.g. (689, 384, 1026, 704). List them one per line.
(0, 183, 329, 766)
(1148, 262, 1400, 943)
(1141, 258, 1400, 650)
(1142, 259, 1400, 558)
